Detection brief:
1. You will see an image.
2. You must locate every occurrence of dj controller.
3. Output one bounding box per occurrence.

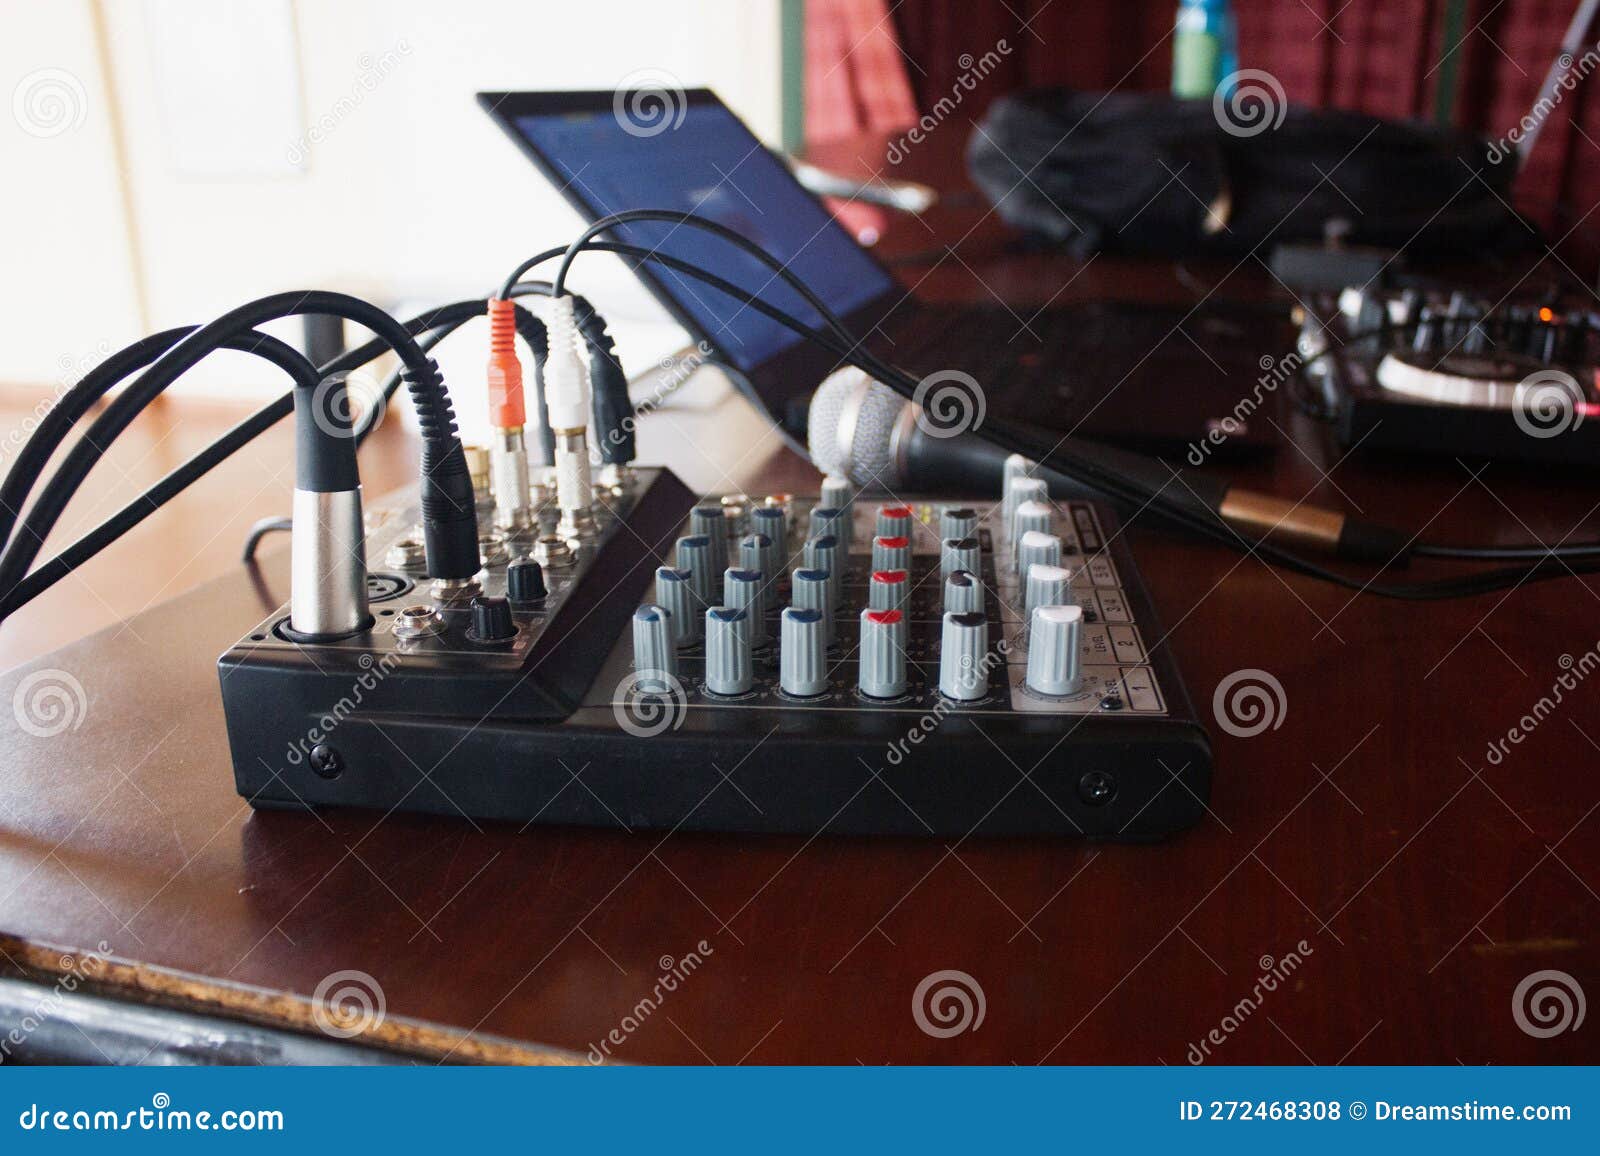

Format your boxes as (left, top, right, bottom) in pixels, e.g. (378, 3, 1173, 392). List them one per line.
(219, 468, 1212, 840)
(1307, 285, 1600, 466)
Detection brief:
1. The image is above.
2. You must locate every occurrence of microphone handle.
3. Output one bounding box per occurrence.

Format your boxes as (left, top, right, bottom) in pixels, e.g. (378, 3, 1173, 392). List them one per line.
(899, 419, 1229, 520)
(898, 417, 1406, 563)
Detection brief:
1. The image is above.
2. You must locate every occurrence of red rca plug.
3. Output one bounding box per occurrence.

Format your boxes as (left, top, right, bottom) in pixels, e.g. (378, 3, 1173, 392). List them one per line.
(486, 297, 525, 430)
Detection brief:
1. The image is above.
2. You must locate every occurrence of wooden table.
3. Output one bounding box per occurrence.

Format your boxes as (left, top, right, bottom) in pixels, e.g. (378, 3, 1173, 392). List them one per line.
(0, 134, 1596, 1066)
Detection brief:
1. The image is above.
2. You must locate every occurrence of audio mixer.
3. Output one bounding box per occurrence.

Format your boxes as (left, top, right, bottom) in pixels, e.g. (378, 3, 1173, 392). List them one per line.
(219, 466, 1212, 840)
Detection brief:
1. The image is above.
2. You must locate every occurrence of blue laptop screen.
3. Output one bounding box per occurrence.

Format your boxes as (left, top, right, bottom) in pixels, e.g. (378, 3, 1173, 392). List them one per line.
(511, 102, 895, 371)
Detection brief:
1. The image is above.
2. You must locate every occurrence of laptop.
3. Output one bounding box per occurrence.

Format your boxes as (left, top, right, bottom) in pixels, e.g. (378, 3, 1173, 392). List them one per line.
(478, 89, 1283, 458)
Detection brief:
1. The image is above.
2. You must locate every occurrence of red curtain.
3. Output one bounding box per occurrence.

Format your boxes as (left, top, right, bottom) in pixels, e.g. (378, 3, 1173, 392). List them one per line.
(804, 0, 921, 143)
(848, 0, 1600, 256)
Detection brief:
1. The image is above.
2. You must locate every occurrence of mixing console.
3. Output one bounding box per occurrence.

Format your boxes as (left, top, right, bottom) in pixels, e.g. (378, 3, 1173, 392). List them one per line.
(220, 466, 1211, 839)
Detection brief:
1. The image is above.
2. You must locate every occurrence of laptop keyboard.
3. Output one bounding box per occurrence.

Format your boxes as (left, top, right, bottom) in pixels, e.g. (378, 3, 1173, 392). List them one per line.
(888, 300, 1287, 435)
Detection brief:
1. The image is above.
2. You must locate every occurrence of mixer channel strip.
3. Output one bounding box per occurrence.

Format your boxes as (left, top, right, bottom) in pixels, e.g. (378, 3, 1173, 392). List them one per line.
(599, 495, 1170, 717)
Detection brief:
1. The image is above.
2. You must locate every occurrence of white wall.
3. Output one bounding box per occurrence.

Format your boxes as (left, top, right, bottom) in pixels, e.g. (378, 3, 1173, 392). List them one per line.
(1, 1, 146, 389)
(0, 0, 782, 397)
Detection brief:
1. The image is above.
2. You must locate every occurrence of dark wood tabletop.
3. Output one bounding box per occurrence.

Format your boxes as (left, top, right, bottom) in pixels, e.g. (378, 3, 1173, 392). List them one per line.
(0, 131, 1596, 1065)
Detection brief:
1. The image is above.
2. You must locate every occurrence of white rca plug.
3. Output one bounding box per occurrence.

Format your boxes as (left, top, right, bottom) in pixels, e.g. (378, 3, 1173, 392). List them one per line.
(544, 294, 596, 536)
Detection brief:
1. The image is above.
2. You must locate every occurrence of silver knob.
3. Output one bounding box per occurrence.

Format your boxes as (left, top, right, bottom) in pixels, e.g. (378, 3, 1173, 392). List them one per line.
(876, 503, 913, 540)
(871, 534, 911, 573)
(939, 611, 989, 701)
(1004, 475, 1046, 537)
(944, 569, 984, 615)
(939, 506, 978, 540)
(672, 534, 716, 611)
(739, 533, 776, 583)
(631, 604, 678, 694)
(804, 534, 843, 607)
(1003, 453, 1032, 488)
(1017, 530, 1062, 577)
(751, 505, 787, 553)
(1027, 604, 1083, 695)
(858, 608, 907, 698)
(1025, 563, 1072, 617)
(675, 535, 715, 609)
(654, 566, 701, 646)
(703, 606, 753, 695)
(810, 505, 846, 544)
(723, 567, 767, 643)
(690, 505, 728, 577)
(869, 568, 909, 612)
(1011, 500, 1052, 567)
(941, 536, 980, 577)
(779, 607, 829, 696)
(791, 567, 835, 643)
(820, 474, 852, 510)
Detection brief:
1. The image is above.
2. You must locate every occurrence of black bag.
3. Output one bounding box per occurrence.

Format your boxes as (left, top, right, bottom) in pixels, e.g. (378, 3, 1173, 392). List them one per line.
(966, 88, 1529, 258)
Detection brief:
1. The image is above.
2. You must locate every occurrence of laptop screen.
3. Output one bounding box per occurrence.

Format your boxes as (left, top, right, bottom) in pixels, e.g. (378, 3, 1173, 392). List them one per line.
(506, 99, 896, 372)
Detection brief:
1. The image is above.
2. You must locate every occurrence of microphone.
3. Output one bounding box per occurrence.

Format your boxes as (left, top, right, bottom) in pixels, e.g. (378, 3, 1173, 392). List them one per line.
(806, 370, 1406, 562)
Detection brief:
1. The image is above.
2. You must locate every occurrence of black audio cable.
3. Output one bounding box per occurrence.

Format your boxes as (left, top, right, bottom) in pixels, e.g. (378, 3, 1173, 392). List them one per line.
(505, 220, 1600, 599)
(0, 337, 322, 625)
(1, 327, 301, 553)
(0, 299, 565, 616)
(358, 301, 553, 453)
(0, 294, 481, 605)
(0, 302, 482, 568)
(4, 226, 1594, 622)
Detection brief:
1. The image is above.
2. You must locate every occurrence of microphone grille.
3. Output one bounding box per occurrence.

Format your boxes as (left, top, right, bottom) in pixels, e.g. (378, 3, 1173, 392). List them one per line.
(807, 367, 905, 490)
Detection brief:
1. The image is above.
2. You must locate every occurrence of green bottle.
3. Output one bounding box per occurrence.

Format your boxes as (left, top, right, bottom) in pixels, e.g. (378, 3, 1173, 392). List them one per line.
(1173, 0, 1233, 99)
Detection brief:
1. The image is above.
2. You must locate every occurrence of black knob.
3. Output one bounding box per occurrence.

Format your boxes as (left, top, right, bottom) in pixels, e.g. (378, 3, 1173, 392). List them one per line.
(469, 595, 516, 642)
(507, 557, 547, 602)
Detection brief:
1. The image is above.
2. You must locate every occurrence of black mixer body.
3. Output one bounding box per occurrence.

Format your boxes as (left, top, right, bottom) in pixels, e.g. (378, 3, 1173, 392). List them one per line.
(219, 467, 1211, 840)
